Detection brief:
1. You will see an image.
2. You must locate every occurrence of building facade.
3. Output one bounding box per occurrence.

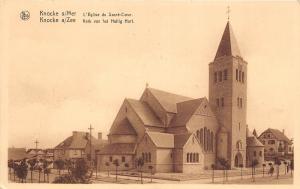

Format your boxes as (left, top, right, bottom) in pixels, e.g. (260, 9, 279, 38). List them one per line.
(97, 21, 264, 173)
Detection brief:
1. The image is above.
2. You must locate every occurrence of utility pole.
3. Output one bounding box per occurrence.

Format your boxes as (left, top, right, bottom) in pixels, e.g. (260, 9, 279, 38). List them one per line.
(88, 124, 93, 163)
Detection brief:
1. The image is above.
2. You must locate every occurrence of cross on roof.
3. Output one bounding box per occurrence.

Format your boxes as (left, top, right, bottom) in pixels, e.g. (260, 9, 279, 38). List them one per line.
(34, 139, 39, 149)
(227, 6, 231, 21)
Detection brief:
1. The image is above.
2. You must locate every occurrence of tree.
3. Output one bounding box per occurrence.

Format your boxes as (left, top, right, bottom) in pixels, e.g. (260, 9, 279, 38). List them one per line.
(217, 158, 229, 183)
(53, 158, 92, 184)
(54, 159, 65, 176)
(211, 164, 215, 183)
(239, 164, 243, 180)
(113, 159, 120, 182)
(252, 129, 258, 137)
(105, 162, 110, 176)
(283, 161, 287, 175)
(148, 165, 154, 183)
(262, 163, 266, 177)
(65, 159, 73, 174)
(42, 159, 49, 182)
(136, 157, 144, 184)
(8, 159, 14, 180)
(27, 159, 37, 183)
(274, 158, 281, 179)
(290, 159, 294, 176)
(15, 159, 28, 183)
(251, 159, 259, 182)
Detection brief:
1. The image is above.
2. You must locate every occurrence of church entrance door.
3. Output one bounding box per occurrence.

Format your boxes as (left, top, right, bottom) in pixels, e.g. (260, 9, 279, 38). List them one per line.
(234, 152, 243, 167)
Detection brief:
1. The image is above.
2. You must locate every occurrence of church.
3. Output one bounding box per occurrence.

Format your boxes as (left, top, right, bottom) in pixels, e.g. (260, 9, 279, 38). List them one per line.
(96, 21, 264, 173)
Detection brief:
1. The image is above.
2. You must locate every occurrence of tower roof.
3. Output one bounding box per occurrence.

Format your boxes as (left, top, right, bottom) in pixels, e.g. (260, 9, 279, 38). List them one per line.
(214, 21, 241, 60)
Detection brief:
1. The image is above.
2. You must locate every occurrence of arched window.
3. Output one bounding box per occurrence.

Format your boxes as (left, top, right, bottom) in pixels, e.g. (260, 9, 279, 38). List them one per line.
(189, 153, 193, 163)
(187, 153, 190, 163)
(196, 153, 199, 162)
(207, 129, 210, 151)
(200, 129, 203, 145)
(204, 127, 207, 151)
(211, 132, 214, 152)
(148, 153, 151, 162)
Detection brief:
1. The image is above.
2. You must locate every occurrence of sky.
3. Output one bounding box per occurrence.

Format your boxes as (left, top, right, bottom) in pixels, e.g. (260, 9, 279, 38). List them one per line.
(2, 1, 300, 149)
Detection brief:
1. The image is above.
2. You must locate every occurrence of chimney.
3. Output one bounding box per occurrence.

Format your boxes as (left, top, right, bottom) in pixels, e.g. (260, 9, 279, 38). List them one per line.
(282, 129, 285, 135)
(98, 132, 102, 140)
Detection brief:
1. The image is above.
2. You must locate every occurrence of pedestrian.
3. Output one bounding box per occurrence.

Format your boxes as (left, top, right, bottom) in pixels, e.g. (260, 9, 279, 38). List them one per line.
(270, 166, 274, 176)
(287, 163, 290, 173)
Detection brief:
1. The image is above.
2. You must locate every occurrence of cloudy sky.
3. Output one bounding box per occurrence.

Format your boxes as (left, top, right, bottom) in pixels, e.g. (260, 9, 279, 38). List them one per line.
(2, 1, 300, 149)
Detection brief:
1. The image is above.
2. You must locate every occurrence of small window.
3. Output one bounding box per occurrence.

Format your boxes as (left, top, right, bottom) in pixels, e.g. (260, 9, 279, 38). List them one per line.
(218, 71, 222, 82)
(214, 72, 217, 83)
(259, 151, 262, 156)
(221, 97, 224, 107)
(109, 156, 113, 162)
(216, 98, 220, 107)
(236, 69, 238, 81)
(122, 156, 125, 162)
(224, 69, 227, 80)
(242, 72, 245, 83)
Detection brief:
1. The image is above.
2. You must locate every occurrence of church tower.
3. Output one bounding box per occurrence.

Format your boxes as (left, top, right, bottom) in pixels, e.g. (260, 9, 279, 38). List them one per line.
(209, 21, 247, 168)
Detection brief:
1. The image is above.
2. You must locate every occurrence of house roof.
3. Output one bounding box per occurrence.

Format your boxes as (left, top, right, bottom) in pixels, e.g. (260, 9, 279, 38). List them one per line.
(97, 143, 136, 155)
(146, 131, 174, 148)
(147, 88, 193, 113)
(174, 133, 193, 148)
(110, 118, 137, 135)
(247, 136, 264, 147)
(215, 21, 241, 60)
(55, 131, 106, 150)
(8, 148, 35, 161)
(259, 128, 292, 144)
(171, 98, 204, 126)
(126, 98, 163, 127)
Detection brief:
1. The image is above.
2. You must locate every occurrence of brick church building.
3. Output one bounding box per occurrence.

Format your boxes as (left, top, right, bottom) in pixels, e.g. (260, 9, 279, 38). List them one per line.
(96, 21, 264, 173)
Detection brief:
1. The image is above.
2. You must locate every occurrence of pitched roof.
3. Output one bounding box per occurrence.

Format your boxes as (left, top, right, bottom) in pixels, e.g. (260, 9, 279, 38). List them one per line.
(247, 136, 264, 147)
(97, 143, 136, 155)
(8, 148, 35, 160)
(260, 128, 292, 144)
(147, 88, 193, 113)
(147, 131, 174, 148)
(126, 98, 163, 127)
(55, 131, 106, 149)
(174, 133, 192, 148)
(171, 98, 204, 126)
(110, 118, 137, 135)
(215, 21, 241, 60)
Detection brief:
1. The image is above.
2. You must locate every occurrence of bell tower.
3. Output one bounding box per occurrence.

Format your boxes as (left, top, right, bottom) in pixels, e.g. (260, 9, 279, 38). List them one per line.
(209, 21, 247, 168)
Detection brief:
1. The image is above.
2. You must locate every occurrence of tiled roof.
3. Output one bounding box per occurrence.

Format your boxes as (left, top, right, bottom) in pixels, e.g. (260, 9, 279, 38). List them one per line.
(171, 98, 204, 126)
(147, 131, 174, 148)
(126, 99, 163, 127)
(97, 143, 136, 155)
(8, 148, 35, 160)
(215, 21, 241, 60)
(247, 136, 264, 147)
(110, 118, 137, 135)
(260, 128, 292, 144)
(174, 133, 192, 148)
(55, 131, 106, 149)
(147, 88, 193, 113)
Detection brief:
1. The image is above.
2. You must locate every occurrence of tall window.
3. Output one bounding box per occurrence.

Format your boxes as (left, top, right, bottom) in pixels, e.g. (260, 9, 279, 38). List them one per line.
(237, 97, 239, 107)
(239, 70, 242, 81)
(109, 156, 113, 162)
(242, 72, 245, 83)
(236, 69, 238, 81)
(187, 153, 190, 162)
(149, 153, 151, 162)
(240, 98, 243, 108)
(214, 72, 217, 83)
(200, 128, 203, 145)
(122, 156, 125, 162)
(211, 131, 214, 152)
(218, 71, 222, 82)
(216, 98, 219, 107)
(224, 69, 227, 80)
(254, 151, 256, 157)
(221, 97, 224, 107)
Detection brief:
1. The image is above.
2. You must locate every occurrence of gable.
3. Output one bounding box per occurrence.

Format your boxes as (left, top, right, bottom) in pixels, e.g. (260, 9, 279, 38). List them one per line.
(110, 118, 137, 135)
(182, 134, 203, 152)
(193, 98, 215, 117)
